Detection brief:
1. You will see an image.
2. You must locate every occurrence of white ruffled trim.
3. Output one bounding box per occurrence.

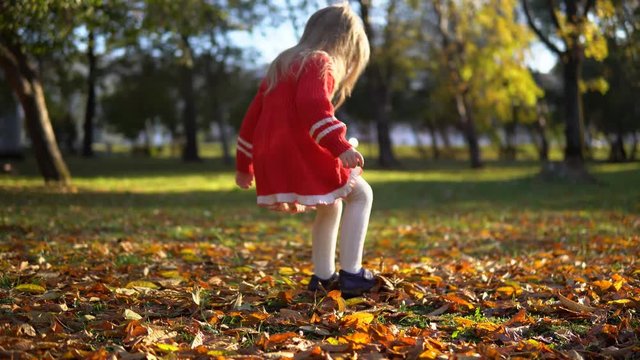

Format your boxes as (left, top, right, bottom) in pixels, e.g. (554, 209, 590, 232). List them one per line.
(257, 167, 363, 213)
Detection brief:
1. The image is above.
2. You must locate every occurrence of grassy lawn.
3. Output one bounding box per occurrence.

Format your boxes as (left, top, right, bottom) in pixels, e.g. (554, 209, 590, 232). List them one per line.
(1, 155, 638, 358)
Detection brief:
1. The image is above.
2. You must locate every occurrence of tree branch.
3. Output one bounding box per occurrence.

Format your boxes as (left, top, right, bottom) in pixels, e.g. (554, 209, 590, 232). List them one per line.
(583, 0, 595, 17)
(547, 0, 562, 30)
(521, 0, 563, 56)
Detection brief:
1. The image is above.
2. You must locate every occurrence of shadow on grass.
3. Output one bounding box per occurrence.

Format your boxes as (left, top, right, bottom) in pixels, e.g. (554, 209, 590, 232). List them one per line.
(371, 168, 639, 213)
(2, 166, 638, 214)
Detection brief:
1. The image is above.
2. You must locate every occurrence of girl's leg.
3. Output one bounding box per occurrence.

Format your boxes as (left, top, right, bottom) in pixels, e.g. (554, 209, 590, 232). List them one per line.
(339, 176, 373, 274)
(312, 201, 342, 279)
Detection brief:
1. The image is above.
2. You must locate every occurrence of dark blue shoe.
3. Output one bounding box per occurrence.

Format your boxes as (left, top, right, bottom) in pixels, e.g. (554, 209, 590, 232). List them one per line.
(339, 268, 376, 298)
(307, 273, 340, 291)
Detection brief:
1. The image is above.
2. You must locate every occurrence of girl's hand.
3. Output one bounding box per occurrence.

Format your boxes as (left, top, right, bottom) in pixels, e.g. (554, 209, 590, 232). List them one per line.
(339, 148, 364, 168)
(236, 172, 254, 189)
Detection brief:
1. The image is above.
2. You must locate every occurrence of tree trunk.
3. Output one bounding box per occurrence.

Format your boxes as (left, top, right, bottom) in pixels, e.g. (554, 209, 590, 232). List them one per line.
(0, 38, 71, 184)
(432, 0, 482, 168)
(216, 106, 232, 166)
(535, 103, 549, 162)
(180, 34, 200, 162)
(410, 123, 429, 159)
(563, 56, 585, 168)
(630, 132, 638, 161)
(204, 44, 232, 166)
(455, 93, 482, 168)
(375, 89, 397, 167)
(502, 106, 518, 161)
(358, 0, 399, 168)
(426, 118, 440, 159)
(608, 131, 627, 162)
(82, 30, 96, 157)
(562, 1, 586, 169)
(439, 126, 452, 152)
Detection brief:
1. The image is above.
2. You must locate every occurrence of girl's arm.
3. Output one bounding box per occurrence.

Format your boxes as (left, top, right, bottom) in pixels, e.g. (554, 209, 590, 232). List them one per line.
(295, 54, 353, 158)
(236, 81, 266, 176)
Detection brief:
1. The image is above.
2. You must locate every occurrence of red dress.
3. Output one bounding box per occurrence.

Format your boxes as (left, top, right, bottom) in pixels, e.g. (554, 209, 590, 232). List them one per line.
(236, 52, 361, 213)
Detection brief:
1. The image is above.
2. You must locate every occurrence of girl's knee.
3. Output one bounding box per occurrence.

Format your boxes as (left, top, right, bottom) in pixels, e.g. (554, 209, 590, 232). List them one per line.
(354, 178, 373, 204)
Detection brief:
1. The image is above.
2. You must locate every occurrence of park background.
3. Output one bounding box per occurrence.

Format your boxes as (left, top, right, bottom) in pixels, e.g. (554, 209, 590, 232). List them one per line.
(1, 1, 639, 359)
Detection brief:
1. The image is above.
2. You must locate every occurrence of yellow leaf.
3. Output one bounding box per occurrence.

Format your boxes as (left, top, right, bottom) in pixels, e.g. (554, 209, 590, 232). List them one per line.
(14, 284, 46, 294)
(345, 297, 366, 306)
(454, 317, 475, 328)
(159, 270, 182, 279)
(125, 281, 159, 290)
(613, 280, 624, 292)
(419, 349, 441, 359)
(607, 299, 633, 306)
(156, 343, 179, 352)
(326, 337, 340, 345)
(342, 312, 374, 329)
(278, 267, 296, 276)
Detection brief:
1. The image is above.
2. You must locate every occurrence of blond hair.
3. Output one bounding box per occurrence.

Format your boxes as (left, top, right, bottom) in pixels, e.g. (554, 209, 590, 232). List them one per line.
(265, 3, 370, 108)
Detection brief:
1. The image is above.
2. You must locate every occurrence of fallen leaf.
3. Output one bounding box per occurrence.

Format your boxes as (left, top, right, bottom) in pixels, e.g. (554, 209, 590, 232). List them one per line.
(125, 280, 159, 290)
(123, 309, 143, 320)
(556, 293, 596, 313)
(14, 284, 46, 294)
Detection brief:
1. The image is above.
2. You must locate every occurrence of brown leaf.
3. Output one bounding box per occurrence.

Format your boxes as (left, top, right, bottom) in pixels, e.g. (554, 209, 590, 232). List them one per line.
(556, 293, 596, 313)
(426, 304, 450, 317)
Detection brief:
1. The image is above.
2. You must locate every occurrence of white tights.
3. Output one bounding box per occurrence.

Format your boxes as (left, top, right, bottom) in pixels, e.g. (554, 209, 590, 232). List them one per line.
(312, 176, 373, 279)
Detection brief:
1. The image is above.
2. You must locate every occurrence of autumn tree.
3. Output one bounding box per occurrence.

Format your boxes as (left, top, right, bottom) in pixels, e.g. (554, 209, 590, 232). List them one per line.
(422, 0, 542, 167)
(0, 1, 75, 185)
(583, 2, 640, 162)
(77, 1, 138, 158)
(521, 0, 612, 172)
(142, 0, 268, 162)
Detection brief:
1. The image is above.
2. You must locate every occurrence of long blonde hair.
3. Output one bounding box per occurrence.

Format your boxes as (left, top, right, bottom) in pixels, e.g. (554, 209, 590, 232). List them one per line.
(265, 3, 370, 108)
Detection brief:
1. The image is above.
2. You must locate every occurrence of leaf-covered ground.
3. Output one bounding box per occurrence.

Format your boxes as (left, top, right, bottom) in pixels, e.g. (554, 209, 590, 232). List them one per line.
(1, 158, 639, 359)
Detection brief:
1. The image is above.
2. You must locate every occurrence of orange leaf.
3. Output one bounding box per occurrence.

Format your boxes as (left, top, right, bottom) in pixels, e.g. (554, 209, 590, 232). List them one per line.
(278, 290, 294, 303)
(592, 280, 612, 292)
(341, 332, 371, 345)
(247, 312, 270, 323)
(369, 323, 395, 342)
(326, 290, 346, 312)
(444, 294, 474, 310)
(475, 322, 501, 332)
(496, 286, 515, 297)
(504, 309, 531, 326)
(268, 331, 298, 345)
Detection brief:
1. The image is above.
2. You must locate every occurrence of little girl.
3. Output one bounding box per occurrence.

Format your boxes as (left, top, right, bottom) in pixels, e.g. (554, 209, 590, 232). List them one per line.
(235, 3, 375, 297)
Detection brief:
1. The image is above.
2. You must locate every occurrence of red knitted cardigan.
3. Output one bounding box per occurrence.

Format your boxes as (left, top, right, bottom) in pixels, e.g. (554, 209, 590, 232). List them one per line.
(235, 52, 361, 213)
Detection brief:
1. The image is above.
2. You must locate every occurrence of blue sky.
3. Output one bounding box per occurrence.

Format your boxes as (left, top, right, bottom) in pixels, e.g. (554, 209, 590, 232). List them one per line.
(232, 6, 557, 73)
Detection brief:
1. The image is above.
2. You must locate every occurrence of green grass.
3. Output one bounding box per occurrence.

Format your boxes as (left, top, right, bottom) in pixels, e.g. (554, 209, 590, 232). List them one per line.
(1, 154, 638, 237)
